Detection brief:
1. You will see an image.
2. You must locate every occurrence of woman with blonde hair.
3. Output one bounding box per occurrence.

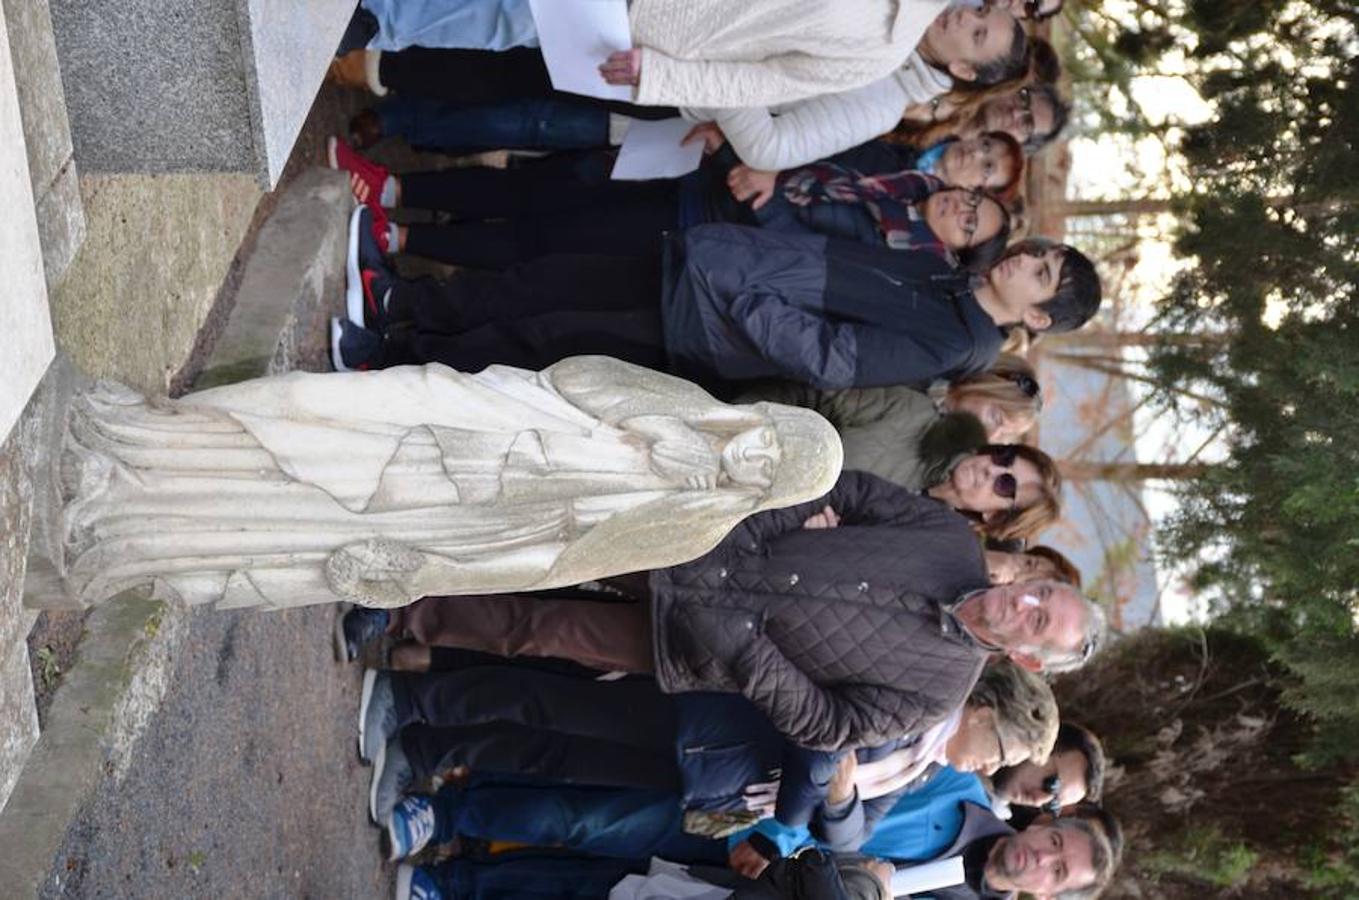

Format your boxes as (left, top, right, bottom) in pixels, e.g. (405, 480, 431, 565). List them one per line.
(939, 352, 1042, 443)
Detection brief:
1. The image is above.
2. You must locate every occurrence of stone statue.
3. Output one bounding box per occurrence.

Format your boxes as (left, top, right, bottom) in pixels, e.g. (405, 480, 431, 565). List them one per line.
(25, 356, 842, 611)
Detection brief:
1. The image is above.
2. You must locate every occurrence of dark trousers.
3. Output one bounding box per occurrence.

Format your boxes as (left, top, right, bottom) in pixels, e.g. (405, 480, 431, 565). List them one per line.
(378, 95, 612, 157)
(401, 164, 680, 268)
(422, 853, 739, 900)
(427, 780, 727, 861)
(423, 854, 649, 900)
(392, 665, 679, 788)
(377, 46, 678, 120)
(379, 253, 666, 372)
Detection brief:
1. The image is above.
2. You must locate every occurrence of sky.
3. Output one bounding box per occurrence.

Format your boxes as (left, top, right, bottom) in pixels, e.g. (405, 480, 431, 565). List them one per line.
(1064, 57, 1219, 624)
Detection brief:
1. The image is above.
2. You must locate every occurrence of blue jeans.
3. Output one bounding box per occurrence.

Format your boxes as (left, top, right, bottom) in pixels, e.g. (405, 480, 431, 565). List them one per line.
(362, 0, 537, 52)
(377, 96, 610, 156)
(428, 780, 727, 862)
(423, 854, 646, 900)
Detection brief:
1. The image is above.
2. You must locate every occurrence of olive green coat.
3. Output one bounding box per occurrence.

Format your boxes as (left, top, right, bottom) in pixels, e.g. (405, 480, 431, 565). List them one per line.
(740, 382, 986, 491)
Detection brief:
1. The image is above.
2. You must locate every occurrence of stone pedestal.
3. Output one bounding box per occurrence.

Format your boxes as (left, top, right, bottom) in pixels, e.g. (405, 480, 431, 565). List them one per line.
(49, 0, 354, 188)
(0, 0, 51, 814)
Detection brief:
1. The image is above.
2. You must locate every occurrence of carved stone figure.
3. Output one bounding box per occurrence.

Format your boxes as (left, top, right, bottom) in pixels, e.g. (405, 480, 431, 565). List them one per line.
(25, 357, 842, 610)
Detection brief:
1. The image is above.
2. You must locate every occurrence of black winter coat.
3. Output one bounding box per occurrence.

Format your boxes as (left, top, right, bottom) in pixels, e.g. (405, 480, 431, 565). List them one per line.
(649, 471, 992, 752)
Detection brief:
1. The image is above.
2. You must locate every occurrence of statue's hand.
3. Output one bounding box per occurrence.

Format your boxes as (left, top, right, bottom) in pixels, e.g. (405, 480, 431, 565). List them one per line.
(685, 472, 718, 491)
(325, 538, 426, 608)
(622, 415, 722, 485)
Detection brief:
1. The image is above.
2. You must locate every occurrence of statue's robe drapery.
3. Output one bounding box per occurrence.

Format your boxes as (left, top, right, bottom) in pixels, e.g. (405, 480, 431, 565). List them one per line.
(40, 357, 841, 610)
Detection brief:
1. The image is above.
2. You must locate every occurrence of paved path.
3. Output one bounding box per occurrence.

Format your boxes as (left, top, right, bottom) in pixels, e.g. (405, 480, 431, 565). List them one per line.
(39, 604, 391, 899)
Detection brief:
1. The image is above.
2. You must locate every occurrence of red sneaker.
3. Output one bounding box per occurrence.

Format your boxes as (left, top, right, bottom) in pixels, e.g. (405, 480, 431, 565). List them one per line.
(327, 135, 389, 212)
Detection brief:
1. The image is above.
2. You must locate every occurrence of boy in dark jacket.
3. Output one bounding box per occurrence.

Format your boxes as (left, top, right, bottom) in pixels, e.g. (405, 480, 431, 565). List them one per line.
(332, 219, 1101, 395)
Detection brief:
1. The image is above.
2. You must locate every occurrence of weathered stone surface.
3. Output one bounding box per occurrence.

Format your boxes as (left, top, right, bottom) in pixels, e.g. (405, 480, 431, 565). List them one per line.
(0, 416, 39, 816)
(0, 1, 56, 444)
(1, 0, 85, 288)
(194, 167, 350, 389)
(47, 173, 261, 394)
(49, 0, 354, 187)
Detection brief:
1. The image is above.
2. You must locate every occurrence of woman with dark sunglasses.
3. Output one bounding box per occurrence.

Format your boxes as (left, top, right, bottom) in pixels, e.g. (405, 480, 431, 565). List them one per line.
(923, 442, 1062, 542)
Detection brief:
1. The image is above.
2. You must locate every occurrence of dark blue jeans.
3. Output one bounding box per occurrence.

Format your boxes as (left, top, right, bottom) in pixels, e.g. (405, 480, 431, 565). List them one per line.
(423, 853, 647, 900)
(428, 779, 727, 862)
(377, 96, 610, 156)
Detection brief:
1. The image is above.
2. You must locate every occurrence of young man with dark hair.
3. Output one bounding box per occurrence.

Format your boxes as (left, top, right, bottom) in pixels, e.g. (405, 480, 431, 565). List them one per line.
(331, 215, 1103, 396)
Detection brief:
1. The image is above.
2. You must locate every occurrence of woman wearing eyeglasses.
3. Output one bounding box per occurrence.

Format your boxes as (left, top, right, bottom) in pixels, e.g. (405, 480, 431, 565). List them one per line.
(896, 80, 1070, 156)
(326, 135, 1012, 274)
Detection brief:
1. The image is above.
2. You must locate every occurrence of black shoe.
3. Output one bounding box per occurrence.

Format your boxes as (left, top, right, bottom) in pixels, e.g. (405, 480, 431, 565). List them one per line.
(330, 317, 382, 372)
(334, 605, 391, 662)
(336, 5, 379, 56)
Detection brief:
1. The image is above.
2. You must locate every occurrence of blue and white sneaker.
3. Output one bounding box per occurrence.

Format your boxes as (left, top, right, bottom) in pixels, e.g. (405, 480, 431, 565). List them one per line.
(358, 669, 399, 764)
(385, 795, 437, 861)
(395, 864, 444, 900)
(329, 316, 382, 372)
(346, 205, 395, 331)
(370, 734, 414, 824)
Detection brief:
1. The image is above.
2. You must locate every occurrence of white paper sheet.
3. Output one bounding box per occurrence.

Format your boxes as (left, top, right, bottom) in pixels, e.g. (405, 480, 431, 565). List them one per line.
(611, 118, 704, 180)
(891, 856, 967, 896)
(528, 0, 633, 101)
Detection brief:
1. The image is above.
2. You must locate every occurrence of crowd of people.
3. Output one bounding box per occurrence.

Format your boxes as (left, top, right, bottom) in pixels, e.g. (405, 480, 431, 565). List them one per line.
(313, 1, 1124, 898)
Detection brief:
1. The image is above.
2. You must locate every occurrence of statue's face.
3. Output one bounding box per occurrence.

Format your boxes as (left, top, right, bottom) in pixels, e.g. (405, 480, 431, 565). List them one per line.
(720, 426, 781, 489)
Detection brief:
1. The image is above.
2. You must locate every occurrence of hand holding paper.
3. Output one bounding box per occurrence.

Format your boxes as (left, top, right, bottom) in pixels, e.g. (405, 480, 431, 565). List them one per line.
(529, 0, 634, 101)
(600, 49, 642, 86)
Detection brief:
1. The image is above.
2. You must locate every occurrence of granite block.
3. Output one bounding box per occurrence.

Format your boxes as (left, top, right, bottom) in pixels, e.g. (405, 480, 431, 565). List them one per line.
(50, 0, 354, 188)
(1, 0, 86, 288)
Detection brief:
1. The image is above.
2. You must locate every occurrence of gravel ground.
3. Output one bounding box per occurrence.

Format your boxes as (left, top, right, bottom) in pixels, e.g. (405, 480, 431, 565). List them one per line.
(39, 604, 390, 900)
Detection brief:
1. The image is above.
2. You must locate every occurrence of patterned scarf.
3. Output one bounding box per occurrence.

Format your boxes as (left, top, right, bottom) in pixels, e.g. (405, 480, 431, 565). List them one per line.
(780, 165, 947, 252)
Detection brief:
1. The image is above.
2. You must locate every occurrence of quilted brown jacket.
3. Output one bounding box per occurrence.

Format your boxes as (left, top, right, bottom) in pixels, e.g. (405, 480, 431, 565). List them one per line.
(649, 470, 991, 752)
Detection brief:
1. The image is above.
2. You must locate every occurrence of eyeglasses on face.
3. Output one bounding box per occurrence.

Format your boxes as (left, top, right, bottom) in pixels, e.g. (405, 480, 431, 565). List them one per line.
(1006, 372, 1041, 398)
(1023, 0, 1060, 21)
(1015, 87, 1036, 142)
(956, 190, 985, 246)
(1042, 774, 1063, 815)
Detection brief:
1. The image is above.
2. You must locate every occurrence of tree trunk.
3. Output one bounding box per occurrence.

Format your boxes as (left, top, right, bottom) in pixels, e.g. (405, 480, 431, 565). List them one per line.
(1058, 195, 1356, 220)
(1042, 331, 1227, 349)
(1058, 460, 1210, 481)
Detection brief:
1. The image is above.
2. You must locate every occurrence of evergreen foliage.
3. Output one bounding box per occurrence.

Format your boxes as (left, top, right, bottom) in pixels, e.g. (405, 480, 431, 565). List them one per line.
(1133, 2, 1359, 762)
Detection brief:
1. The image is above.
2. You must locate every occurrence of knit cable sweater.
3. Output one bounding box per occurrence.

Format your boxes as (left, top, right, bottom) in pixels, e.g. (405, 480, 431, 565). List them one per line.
(630, 0, 949, 108)
(689, 51, 954, 170)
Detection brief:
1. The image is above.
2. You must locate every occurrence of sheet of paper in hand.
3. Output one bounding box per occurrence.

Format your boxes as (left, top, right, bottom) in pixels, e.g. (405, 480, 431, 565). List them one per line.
(529, 0, 633, 101)
(612, 118, 704, 180)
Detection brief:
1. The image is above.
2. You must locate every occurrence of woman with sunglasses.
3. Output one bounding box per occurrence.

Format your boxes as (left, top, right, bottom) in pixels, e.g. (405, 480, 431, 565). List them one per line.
(926, 442, 1062, 542)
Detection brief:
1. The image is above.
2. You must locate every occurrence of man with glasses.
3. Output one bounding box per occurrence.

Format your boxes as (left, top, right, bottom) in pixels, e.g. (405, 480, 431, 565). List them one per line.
(989, 722, 1106, 825)
(354, 468, 1108, 790)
